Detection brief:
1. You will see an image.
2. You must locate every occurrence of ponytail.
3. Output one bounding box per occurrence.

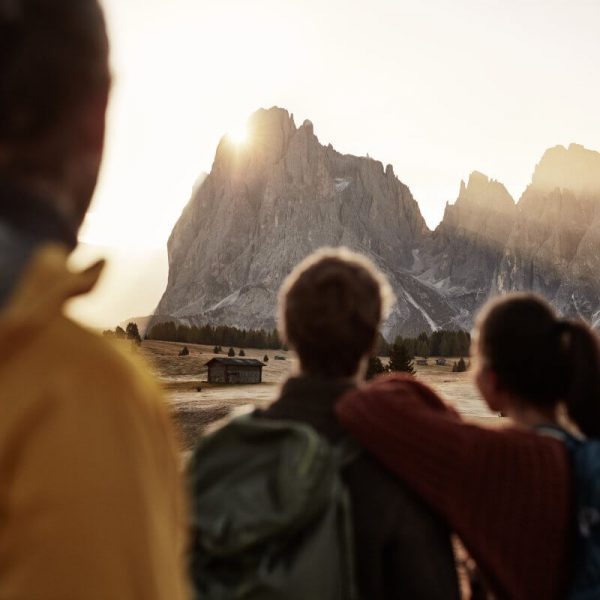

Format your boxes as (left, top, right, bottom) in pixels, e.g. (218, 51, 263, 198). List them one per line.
(476, 293, 600, 438)
(562, 321, 600, 438)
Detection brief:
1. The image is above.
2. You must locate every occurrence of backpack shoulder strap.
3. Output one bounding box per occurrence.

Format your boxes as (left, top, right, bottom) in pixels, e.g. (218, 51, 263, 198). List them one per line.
(535, 424, 583, 450)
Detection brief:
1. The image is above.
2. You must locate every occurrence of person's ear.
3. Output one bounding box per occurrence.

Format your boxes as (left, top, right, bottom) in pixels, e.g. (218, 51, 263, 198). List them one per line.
(476, 366, 505, 412)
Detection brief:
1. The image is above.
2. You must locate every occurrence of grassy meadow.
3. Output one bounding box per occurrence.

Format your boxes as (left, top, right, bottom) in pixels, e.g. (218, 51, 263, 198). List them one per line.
(139, 340, 500, 450)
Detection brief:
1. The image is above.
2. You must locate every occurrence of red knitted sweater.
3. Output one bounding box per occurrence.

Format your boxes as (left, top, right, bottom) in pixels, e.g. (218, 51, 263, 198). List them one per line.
(336, 374, 572, 600)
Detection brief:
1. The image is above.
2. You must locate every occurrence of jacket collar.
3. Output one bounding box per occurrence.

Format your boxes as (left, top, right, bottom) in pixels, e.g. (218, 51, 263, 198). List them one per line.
(0, 175, 78, 250)
(279, 376, 356, 407)
(263, 376, 356, 441)
(0, 244, 104, 360)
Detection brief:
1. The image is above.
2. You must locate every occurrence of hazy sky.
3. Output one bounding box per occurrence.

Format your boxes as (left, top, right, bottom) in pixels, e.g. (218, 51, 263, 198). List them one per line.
(70, 0, 600, 326)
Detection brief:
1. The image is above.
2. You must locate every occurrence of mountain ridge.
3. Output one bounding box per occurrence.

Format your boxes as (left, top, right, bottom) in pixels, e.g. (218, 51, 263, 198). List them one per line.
(154, 106, 600, 337)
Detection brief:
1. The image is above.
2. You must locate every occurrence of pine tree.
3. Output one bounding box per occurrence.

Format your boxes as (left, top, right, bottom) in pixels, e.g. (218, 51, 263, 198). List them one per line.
(366, 356, 387, 380)
(416, 339, 430, 358)
(440, 336, 451, 357)
(263, 355, 269, 362)
(388, 342, 415, 375)
(375, 333, 392, 357)
(239, 349, 246, 357)
(455, 357, 467, 372)
(227, 347, 235, 357)
(213, 345, 220, 354)
(179, 346, 189, 356)
(125, 322, 142, 345)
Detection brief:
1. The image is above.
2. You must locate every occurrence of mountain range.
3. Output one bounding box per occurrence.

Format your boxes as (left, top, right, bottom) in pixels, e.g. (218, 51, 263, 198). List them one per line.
(154, 107, 600, 338)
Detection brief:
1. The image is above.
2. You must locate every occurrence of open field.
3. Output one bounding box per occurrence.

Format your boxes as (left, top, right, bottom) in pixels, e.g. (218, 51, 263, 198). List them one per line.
(139, 340, 500, 450)
(141, 340, 294, 449)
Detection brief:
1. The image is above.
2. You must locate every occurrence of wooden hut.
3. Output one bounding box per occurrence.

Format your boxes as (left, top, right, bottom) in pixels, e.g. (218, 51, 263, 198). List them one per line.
(206, 357, 265, 384)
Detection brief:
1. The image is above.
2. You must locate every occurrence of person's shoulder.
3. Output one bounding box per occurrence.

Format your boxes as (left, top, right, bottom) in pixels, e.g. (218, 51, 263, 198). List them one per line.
(339, 372, 453, 414)
(344, 449, 420, 508)
(40, 316, 163, 412)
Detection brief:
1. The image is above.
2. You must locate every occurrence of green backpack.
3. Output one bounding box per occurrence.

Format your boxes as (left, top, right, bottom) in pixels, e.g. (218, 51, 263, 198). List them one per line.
(187, 414, 359, 600)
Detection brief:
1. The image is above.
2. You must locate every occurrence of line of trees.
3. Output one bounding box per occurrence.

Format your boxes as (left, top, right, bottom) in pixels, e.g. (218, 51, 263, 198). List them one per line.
(144, 321, 470, 360)
(367, 340, 416, 380)
(367, 329, 472, 380)
(103, 322, 141, 345)
(379, 329, 471, 358)
(146, 321, 285, 350)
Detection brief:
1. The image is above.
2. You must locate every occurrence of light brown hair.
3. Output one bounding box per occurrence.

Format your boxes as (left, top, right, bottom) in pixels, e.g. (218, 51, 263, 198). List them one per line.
(278, 247, 394, 378)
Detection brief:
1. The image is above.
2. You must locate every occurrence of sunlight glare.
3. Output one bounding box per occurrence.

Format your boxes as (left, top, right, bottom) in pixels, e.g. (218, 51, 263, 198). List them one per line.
(227, 122, 248, 145)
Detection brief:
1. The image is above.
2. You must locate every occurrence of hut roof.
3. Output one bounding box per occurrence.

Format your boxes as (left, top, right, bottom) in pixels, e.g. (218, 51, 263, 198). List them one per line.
(205, 358, 266, 368)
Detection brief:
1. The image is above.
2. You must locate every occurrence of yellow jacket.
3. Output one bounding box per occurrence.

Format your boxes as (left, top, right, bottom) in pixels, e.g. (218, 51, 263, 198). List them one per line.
(0, 245, 189, 600)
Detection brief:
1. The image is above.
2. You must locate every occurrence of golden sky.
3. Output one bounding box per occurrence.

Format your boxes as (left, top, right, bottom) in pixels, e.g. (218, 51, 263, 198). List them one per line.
(70, 0, 600, 327)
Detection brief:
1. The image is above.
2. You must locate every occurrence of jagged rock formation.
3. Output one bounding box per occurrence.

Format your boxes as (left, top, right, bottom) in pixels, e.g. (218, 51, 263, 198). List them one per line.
(422, 143, 600, 328)
(155, 107, 600, 336)
(156, 108, 457, 338)
(417, 172, 517, 317)
(495, 145, 600, 324)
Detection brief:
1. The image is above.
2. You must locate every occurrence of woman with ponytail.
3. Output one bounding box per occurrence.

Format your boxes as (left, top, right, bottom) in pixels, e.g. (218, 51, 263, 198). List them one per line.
(336, 293, 600, 599)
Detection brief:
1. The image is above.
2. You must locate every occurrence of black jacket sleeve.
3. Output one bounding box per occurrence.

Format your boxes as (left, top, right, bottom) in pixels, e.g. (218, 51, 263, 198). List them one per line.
(345, 454, 460, 600)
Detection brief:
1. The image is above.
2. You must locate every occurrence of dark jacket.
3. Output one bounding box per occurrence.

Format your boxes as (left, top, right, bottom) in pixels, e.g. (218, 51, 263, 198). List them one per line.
(259, 376, 460, 600)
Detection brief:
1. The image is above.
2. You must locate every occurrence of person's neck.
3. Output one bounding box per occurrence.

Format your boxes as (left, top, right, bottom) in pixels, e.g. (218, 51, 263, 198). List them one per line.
(506, 401, 558, 430)
(24, 176, 79, 231)
(297, 369, 362, 386)
(0, 171, 80, 250)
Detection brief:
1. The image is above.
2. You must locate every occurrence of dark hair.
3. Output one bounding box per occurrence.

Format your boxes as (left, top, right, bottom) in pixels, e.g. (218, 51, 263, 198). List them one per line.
(0, 0, 108, 156)
(278, 248, 394, 378)
(476, 293, 600, 437)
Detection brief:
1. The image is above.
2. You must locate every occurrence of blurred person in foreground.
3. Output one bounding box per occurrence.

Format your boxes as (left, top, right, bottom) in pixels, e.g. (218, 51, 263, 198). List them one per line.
(337, 293, 600, 599)
(188, 248, 459, 599)
(0, 1, 188, 598)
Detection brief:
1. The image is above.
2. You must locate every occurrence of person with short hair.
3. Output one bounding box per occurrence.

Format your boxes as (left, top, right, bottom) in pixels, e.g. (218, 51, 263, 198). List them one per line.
(337, 292, 600, 598)
(261, 248, 459, 598)
(0, 2, 188, 598)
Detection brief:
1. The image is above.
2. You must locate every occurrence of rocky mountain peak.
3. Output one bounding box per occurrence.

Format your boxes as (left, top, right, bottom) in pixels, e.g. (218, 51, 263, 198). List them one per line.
(529, 143, 600, 196)
(213, 107, 298, 177)
(301, 119, 314, 135)
(155, 107, 436, 338)
(454, 171, 515, 214)
(155, 107, 600, 337)
(420, 171, 517, 303)
(247, 106, 297, 149)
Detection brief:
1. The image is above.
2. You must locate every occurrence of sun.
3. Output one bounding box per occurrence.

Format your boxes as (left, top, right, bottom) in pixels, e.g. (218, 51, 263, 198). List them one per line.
(227, 122, 248, 145)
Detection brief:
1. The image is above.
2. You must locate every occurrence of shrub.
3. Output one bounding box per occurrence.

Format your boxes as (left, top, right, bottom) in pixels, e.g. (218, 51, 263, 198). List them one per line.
(228, 347, 235, 357)
(179, 346, 190, 356)
(126, 322, 142, 345)
(366, 356, 387, 380)
(453, 357, 467, 372)
(388, 342, 415, 375)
